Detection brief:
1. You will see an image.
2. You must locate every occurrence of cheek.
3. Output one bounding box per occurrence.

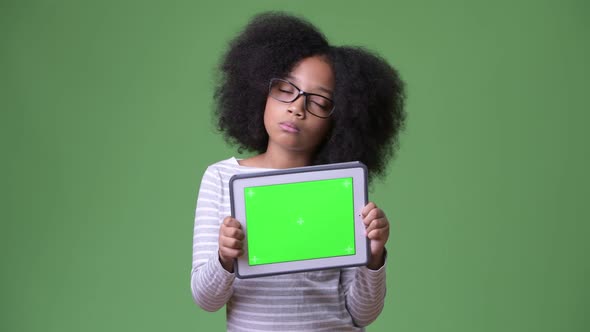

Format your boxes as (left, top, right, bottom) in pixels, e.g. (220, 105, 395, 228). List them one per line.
(310, 120, 332, 144)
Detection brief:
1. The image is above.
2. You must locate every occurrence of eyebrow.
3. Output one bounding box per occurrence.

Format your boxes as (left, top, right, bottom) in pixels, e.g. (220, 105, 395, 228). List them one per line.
(286, 75, 334, 97)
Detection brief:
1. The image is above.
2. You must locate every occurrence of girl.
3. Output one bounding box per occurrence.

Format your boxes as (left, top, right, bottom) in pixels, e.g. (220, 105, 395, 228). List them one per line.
(191, 12, 406, 331)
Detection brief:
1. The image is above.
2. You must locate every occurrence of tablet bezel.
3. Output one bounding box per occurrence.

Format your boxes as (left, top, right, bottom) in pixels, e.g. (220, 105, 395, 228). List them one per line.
(229, 162, 369, 279)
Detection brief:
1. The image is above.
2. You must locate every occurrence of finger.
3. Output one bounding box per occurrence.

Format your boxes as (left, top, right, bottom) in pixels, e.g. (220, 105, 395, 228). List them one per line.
(361, 202, 377, 217)
(365, 217, 388, 235)
(219, 247, 244, 260)
(222, 226, 244, 240)
(220, 236, 243, 250)
(363, 208, 385, 226)
(364, 218, 381, 235)
(223, 217, 242, 229)
(362, 209, 375, 226)
(367, 225, 389, 240)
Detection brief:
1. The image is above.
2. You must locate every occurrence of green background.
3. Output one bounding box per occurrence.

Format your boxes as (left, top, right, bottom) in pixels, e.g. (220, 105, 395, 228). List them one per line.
(2, 0, 588, 331)
(245, 178, 355, 265)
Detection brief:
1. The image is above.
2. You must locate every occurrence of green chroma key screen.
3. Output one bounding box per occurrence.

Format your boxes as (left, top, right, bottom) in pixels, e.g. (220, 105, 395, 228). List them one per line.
(244, 177, 356, 266)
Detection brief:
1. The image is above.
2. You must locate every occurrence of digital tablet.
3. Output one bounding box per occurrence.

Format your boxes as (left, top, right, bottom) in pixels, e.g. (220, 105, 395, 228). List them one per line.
(229, 161, 369, 279)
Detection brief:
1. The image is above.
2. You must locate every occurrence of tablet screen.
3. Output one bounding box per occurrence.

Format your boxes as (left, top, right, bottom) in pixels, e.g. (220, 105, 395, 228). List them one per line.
(244, 177, 356, 266)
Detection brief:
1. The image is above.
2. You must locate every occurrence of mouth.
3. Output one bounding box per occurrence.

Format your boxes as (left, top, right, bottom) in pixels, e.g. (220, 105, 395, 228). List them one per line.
(279, 122, 300, 133)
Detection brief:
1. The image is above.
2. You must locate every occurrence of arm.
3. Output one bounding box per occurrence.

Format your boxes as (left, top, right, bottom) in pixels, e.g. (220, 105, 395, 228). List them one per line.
(190, 166, 235, 311)
(342, 202, 390, 327)
(341, 259, 387, 327)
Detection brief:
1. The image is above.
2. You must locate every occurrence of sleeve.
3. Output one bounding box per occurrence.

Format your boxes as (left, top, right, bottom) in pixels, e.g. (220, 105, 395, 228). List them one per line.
(340, 250, 387, 327)
(190, 165, 236, 312)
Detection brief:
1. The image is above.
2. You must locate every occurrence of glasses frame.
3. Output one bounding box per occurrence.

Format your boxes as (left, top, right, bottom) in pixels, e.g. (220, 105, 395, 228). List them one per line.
(268, 78, 335, 119)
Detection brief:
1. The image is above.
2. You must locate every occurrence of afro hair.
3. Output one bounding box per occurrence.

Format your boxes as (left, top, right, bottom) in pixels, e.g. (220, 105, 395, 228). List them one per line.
(214, 12, 406, 181)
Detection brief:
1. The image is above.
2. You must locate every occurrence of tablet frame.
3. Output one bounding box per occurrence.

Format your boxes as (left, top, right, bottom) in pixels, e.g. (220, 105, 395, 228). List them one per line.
(229, 161, 369, 279)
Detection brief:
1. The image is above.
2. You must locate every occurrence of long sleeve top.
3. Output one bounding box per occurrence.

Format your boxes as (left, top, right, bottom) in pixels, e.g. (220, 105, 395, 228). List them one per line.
(191, 157, 387, 331)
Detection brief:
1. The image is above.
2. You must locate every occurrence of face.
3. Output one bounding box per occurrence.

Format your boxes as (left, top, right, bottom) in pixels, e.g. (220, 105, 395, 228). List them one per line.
(263, 56, 334, 156)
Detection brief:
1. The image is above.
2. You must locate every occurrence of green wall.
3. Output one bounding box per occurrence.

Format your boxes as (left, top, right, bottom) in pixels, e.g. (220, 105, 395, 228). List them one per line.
(2, 0, 588, 331)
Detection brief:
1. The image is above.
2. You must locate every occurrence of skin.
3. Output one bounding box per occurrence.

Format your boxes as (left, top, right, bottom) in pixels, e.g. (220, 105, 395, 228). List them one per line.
(218, 56, 390, 272)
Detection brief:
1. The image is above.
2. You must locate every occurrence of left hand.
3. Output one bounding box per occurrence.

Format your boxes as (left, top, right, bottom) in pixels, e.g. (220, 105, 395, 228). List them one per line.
(362, 202, 390, 269)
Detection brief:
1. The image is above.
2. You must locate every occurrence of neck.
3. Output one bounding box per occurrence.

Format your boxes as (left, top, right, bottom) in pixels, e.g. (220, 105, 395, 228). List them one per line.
(244, 146, 314, 169)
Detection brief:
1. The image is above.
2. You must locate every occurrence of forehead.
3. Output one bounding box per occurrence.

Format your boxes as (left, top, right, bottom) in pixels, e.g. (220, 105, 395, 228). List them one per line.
(286, 56, 334, 94)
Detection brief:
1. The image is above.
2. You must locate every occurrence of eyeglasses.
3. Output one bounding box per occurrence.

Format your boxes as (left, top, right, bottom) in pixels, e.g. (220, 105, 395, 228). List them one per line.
(268, 78, 335, 118)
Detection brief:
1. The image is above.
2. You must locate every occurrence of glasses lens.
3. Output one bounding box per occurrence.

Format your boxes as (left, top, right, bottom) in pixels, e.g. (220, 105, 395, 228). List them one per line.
(306, 95, 334, 118)
(269, 79, 297, 102)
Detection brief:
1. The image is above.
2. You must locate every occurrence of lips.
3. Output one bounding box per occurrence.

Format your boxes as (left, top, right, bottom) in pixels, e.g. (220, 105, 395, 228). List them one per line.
(279, 122, 300, 133)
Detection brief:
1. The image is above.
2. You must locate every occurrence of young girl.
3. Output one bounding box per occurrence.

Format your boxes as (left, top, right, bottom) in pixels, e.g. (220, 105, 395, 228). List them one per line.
(191, 12, 406, 331)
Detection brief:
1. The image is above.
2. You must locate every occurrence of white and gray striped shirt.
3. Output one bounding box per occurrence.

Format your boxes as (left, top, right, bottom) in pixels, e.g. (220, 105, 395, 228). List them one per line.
(191, 157, 387, 331)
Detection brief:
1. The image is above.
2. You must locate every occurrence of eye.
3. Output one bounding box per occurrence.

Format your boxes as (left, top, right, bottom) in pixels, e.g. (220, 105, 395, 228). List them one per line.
(275, 81, 296, 93)
(311, 101, 327, 109)
(309, 96, 330, 108)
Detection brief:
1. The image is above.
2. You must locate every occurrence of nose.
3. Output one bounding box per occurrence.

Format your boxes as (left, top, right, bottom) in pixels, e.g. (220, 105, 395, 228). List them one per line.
(287, 94, 306, 119)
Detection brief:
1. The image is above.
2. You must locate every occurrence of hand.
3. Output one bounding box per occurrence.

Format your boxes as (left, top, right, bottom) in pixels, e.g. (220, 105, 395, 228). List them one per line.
(362, 202, 390, 270)
(218, 216, 245, 272)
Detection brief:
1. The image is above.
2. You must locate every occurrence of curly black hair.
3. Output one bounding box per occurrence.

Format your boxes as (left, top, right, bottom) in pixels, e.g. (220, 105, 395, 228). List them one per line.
(214, 12, 406, 181)
(318, 46, 406, 180)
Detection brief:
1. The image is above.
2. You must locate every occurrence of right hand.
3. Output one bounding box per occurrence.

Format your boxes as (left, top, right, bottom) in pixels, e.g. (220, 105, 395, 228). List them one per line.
(218, 216, 244, 272)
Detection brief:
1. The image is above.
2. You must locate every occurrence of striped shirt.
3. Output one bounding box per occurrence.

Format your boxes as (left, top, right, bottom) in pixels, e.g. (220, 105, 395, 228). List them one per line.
(191, 157, 387, 331)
